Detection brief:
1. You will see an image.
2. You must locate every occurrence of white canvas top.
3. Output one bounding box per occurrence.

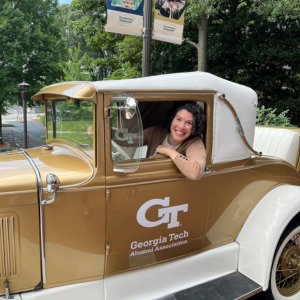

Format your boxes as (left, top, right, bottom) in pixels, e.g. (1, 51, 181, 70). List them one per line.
(91, 71, 248, 94)
(91, 72, 258, 164)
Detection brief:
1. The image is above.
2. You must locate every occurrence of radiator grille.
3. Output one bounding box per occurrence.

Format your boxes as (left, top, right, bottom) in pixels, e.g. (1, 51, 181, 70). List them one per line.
(0, 217, 17, 277)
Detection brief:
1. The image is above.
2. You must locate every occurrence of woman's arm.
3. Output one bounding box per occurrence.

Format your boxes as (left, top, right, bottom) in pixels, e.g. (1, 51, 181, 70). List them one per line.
(156, 139, 206, 180)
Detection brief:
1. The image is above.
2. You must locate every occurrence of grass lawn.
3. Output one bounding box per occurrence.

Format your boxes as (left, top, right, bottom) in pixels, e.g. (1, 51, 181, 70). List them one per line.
(48, 120, 92, 131)
(1, 123, 14, 127)
(48, 120, 93, 145)
(56, 133, 93, 144)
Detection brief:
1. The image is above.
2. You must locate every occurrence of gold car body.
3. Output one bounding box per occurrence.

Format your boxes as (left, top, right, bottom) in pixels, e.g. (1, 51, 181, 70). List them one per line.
(0, 72, 299, 297)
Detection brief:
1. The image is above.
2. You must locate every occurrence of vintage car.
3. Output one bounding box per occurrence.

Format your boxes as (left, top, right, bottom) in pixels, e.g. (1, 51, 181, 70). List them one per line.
(0, 72, 300, 300)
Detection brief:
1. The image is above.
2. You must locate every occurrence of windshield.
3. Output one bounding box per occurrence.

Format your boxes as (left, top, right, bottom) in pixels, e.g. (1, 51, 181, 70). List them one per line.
(46, 99, 94, 159)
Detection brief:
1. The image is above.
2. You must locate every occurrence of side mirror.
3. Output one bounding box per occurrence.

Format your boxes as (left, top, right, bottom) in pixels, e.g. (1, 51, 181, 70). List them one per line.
(105, 97, 137, 120)
(124, 97, 137, 120)
(41, 173, 60, 205)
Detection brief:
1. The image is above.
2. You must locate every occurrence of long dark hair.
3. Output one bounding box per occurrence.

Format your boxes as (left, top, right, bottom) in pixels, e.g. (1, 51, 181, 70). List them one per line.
(165, 102, 206, 138)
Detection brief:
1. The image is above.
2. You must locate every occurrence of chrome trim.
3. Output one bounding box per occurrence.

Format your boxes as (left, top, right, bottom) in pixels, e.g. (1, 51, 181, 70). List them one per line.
(103, 91, 217, 95)
(42, 186, 105, 192)
(236, 117, 245, 137)
(210, 160, 294, 175)
(238, 287, 263, 300)
(21, 149, 47, 284)
(21, 145, 95, 284)
(41, 173, 60, 205)
(204, 166, 215, 174)
(119, 93, 133, 97)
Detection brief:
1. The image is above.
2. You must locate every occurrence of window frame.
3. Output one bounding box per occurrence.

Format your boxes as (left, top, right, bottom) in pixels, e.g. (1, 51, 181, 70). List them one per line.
(104, 92, 214, 183)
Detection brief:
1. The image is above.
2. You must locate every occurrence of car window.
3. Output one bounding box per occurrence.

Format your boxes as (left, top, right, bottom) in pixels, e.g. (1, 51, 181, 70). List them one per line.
(110, 100, 206, 163)
(46, 99, 94, 159)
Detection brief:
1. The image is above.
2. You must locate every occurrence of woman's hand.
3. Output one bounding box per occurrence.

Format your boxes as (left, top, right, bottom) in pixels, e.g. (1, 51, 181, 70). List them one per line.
(155, 145, 178, 160)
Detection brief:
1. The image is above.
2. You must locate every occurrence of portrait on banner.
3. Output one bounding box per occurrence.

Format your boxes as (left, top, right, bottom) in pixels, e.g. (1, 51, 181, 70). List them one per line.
(153, 0, 186, 44)
(105, 0, 144, 36)
(111, 0, 143, 10)
(156, 0, 186, 20)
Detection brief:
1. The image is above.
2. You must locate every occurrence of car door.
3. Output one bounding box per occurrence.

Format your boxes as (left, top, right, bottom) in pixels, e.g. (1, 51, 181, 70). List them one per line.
(104, 93, 213, 276)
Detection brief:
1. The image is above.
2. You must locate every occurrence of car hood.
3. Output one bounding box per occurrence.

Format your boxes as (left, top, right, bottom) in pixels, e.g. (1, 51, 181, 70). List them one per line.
(25, 144, 93, 189)
(0, 144, 93, 195)
(0, 150, 37, 194)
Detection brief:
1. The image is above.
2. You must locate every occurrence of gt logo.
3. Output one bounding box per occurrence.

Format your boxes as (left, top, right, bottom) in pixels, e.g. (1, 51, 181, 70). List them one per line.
(137, 197, 188, 229)
(115, 128, 137, 144)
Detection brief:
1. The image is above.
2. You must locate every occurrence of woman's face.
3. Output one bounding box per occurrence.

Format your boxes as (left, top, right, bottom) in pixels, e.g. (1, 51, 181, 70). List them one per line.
(169, 109, 193, 146)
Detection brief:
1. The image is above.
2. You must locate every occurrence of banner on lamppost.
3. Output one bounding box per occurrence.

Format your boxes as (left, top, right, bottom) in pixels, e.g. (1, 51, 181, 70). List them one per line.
(105, 0, 144, 36)
(153, 0, 186, 45)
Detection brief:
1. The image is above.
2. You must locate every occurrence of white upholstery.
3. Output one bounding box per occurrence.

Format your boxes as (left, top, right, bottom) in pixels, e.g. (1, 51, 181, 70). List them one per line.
(133, 146, 148, 159)
(254, 127, 300, 166)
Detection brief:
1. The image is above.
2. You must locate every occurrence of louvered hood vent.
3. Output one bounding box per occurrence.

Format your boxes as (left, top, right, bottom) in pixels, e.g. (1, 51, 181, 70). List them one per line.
(0, 216, 19, 278)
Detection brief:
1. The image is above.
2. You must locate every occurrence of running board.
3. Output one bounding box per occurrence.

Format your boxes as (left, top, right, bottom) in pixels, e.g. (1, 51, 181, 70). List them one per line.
(155, 272, 262, 300)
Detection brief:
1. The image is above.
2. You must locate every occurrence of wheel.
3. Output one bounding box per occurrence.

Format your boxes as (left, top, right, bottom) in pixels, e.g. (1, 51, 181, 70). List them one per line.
(267, 220, 300, 300)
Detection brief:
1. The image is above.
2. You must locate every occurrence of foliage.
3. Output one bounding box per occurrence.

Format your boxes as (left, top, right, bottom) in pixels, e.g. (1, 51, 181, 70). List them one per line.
(186, 0, 220, 19)
(60, 47, 93, 81)
(56, 2, 108, 81)
(256, 105, 295, 127)
(251, 0, 300, 20)
(207, 0, 300, 125)
(0, 0, 67, 116)
(39, 115, 46, 126)
(54, 100, 93, 122)
(71, 0, 200, 77)
(69, 0, 125, 80)
(106, 63, 141, 80)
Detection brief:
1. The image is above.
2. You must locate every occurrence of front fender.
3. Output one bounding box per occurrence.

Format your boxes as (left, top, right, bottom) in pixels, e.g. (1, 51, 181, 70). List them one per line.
(236, 184, 300, 290)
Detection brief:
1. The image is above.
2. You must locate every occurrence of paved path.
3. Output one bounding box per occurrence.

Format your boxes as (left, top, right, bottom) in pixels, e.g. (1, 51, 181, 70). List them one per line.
(2, 105, 46, 149)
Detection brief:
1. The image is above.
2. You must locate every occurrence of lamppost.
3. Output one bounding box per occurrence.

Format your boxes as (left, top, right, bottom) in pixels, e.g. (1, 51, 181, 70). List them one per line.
(18, 81, 30, 149)
(142, 0, 153, 77)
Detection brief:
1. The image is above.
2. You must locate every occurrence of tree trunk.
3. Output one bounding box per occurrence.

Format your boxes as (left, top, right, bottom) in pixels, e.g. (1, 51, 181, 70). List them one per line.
(185, 11, 208, 72)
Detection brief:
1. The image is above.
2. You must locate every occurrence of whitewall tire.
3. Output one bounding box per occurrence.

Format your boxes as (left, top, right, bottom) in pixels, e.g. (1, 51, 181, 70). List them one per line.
(268, 221, 300, 300)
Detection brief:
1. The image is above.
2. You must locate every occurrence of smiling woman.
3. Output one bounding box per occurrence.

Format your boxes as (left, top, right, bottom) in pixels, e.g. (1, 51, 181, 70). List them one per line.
(145, 102, 207, 180)
(111, 101, 207, 180)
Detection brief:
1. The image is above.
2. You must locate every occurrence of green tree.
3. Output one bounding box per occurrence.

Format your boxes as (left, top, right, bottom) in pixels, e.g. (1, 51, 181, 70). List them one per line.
(57, 0, 300, 129)
(256, 106, 295, 127)
(206, 0, 300, 124)
(184, 0, 300, 72)
(71, 0, 200, 77)
(0, 0, 67, 137)
(69, 0, 125, 80)
(184, 0, 220, 71)
(0, 1, 29, 114)
(61, 47, 93, 81)
(56, 2, 106, 81)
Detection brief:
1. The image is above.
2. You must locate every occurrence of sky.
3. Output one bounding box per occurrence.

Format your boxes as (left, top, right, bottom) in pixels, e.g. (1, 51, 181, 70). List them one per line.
(58, 0, 72, 4)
